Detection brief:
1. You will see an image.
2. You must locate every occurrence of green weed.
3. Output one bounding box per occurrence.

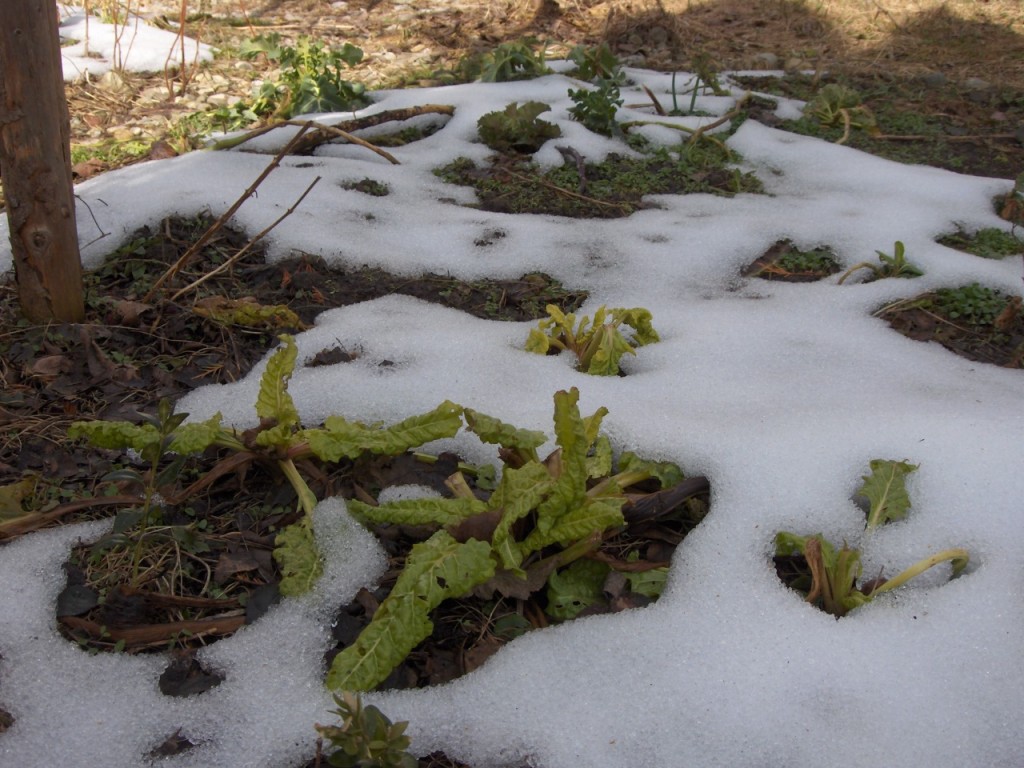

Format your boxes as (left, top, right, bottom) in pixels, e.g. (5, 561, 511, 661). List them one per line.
(838, 241, 923, 284)
(929, 283, 1013, 326)
(938, 227, 1024, 259)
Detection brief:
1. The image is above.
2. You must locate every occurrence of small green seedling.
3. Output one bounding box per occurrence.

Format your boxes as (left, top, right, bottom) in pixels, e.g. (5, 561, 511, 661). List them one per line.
(477, 101, 561, 154)
(316, 691, 417, 768)
(804, 83, 879, 144)
(837, 241, 923, 284)
(525, 304, 660, 375)
(775, 459, 969, 618)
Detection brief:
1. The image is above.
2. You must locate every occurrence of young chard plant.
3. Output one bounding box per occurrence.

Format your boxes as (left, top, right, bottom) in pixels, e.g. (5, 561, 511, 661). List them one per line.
(837, 241, 924, 284)
(803, 83, 879, 145)
(70, 335, 464, 597)
(525, 304, 660, 375)
(774, 459, 968, 618)
(316, 691, 417, 768)
(328, 387, 698, 692)
(477, 101, 561, 154)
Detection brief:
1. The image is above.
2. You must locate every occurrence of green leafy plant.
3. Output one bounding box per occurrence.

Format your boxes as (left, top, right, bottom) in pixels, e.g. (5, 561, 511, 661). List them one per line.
(568, 77, 623, 137)
(465, 39, 550, 82)
(477, 101, 561, 154)
(568, 42, 621, 83)
(69, 335, 464, 596)
(775, 459, 969, 618)
(525, 304, 660, 375)
(929, 283, 1014, 326)
(328, 387, 696, 691)
(837, 241, 924, 284)
(316, 692, 417, 768)
(804, 83, 879, 144)
(236, 33, 369, 121)
(938, 227, 1024, 259)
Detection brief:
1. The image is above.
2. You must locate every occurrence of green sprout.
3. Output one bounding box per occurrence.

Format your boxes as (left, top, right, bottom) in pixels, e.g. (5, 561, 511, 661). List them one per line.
(525, 304, 660, 375)
(837, 241, 923, 284)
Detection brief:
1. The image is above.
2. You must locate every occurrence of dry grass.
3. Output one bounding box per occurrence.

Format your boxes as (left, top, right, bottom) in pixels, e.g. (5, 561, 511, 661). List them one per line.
(598, 0, 1024, 87)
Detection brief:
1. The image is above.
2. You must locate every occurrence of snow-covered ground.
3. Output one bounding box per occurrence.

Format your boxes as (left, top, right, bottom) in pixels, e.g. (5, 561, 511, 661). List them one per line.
(58, 4, 213, 81)
(2, 15, 1023, 768)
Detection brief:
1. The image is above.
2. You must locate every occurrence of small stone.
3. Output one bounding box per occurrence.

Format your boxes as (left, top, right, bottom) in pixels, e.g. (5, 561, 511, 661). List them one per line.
(97, 70, 129, 94)
(753, 52, 780, 69)
(648, 26, 669, 46)
(919, 71, 946, 89)
(963, 77, 990, 91)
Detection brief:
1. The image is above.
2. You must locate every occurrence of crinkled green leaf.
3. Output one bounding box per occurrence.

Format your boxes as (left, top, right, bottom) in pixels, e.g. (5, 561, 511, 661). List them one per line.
(534, 389, 589, 539)
(274, 520, 323, 597)
(625, 565, 668, 598)
(533, 497, 624, 549)
(463, 408, 547, 452)
(68, 419, 161, 455)
(326, 531, 494, 692)
(347, 497, 487, 527)
(477, 101, 561, 153)
(586, 434, 613, 479)
(583, 324, 635, 375)
(546, 558, 609, 620)
(488, 461, 555, 569)
(617, 451, 685, 488)
(611, 307, 660, 346)
(168, 413, 226, 455)
(858, 459, 918, 530)
(255, 335, 300, 441)
(524, 328, 552, 355)
(305, 402, 463, 462)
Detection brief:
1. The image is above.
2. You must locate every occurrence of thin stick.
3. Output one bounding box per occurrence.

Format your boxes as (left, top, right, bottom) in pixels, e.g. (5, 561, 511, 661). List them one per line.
(208, 104, 454, 153)
(142, 122, 314, 303)
(169, 175, 322, 302)
(685, 92, 749, 145)
(211, 119, 400, 164)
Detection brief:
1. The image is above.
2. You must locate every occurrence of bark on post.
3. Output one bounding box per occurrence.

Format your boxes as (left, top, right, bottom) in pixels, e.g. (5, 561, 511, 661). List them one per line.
(0, 0, 85, 322)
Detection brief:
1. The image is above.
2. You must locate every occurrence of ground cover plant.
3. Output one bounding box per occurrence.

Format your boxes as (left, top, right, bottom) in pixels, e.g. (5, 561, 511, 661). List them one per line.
(435, 141, 762, 219)
(937, 227, 1024, 260)
(878, 282, 1024, 368)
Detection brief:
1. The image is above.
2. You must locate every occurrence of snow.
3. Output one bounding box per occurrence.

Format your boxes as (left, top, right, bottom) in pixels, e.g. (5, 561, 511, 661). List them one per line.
(2, 19, 1024, 766)
(58, 5, 214, 81)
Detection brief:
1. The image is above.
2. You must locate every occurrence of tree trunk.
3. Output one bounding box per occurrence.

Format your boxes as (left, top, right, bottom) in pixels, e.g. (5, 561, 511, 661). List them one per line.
(0, 0, 85, 323)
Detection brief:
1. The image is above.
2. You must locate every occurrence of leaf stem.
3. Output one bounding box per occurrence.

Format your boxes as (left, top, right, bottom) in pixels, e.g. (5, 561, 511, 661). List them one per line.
(871, 548, 969, 595)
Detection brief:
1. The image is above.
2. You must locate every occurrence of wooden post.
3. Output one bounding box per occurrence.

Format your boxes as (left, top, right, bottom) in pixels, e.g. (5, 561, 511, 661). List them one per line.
(0, 0, 85, 322)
